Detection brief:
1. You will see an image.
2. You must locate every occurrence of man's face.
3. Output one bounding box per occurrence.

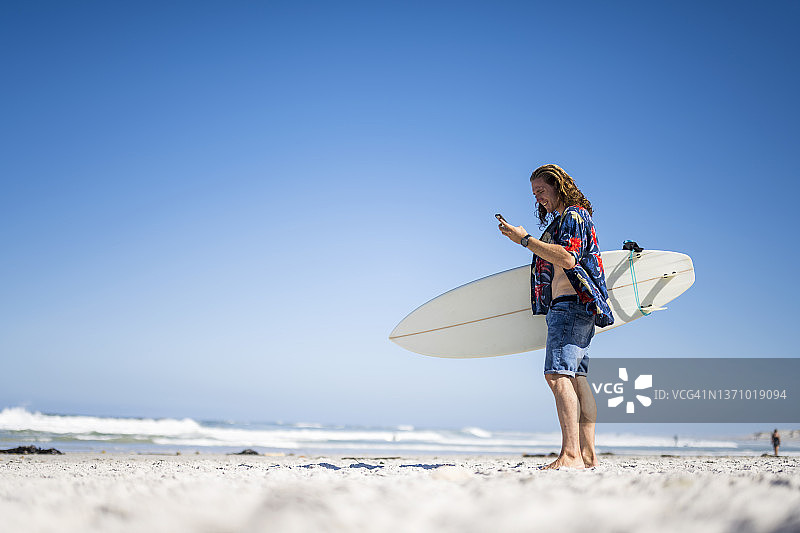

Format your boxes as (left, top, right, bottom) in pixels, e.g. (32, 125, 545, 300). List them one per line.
(531, 177, 561, 213)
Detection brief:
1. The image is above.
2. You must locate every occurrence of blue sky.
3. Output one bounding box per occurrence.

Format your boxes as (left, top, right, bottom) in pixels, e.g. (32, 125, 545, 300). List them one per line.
(2, 1, 798, 433)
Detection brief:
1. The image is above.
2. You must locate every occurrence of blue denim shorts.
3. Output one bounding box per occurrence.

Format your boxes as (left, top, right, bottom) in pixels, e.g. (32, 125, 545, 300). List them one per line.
(544, 299, 595, 377)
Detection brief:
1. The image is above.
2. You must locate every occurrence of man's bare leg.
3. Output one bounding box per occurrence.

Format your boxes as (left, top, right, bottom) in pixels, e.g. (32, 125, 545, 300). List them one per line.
(573, 376, 599, 467)
(544, 374, 585, 469)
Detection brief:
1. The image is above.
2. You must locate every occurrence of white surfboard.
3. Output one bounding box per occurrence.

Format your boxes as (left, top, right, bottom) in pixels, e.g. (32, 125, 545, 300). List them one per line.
(389, 250, 694, 358)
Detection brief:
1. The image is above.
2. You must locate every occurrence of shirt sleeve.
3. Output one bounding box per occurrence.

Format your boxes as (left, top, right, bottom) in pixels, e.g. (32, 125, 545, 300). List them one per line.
(556, 207, 587, 267)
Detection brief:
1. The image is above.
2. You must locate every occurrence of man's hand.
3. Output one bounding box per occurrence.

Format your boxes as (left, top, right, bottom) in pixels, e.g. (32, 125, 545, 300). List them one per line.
(498, 218, 527, 245)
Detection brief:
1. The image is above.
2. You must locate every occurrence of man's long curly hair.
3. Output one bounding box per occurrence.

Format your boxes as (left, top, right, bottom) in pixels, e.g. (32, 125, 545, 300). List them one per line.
(530, 164, 592, 226)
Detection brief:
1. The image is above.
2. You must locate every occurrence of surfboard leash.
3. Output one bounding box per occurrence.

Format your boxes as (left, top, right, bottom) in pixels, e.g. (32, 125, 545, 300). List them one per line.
(623, 240, 651, 317)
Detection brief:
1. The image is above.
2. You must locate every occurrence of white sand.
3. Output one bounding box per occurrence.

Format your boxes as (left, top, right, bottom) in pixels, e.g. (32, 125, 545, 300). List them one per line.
(1, 454, 798, 533)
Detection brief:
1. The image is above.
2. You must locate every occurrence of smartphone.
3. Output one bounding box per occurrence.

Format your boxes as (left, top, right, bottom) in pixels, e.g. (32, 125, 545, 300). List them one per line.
(495, 213, 507, 223)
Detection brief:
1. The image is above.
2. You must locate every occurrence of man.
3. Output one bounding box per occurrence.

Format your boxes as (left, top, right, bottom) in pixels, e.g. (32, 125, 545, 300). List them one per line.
(499, 164, 613, 469)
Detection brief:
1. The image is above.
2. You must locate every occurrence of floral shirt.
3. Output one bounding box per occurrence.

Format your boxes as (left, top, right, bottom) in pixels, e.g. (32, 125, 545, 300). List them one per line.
(530, 206, 614, 327)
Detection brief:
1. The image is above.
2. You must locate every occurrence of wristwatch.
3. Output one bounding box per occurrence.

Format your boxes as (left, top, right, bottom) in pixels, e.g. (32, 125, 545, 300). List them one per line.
(520, 234, 532, 247)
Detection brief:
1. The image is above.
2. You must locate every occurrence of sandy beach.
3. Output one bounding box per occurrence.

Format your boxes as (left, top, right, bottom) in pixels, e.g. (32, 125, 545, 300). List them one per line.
(1, 453, 798, 533)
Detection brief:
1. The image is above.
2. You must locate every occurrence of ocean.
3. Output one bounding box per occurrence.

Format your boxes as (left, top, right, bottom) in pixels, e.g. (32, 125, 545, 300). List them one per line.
(0, 407, 792, 456)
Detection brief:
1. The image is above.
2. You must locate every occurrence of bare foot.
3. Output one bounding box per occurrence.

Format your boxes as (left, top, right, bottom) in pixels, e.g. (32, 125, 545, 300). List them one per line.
(543, 456, 585, 470)
(582, 455, 600, 468)
(582, 449, 599, 467)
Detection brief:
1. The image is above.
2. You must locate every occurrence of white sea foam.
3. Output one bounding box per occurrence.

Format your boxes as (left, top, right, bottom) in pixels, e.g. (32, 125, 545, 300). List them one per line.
(0, 407, 747, 453)
(595, 433, 738, 449)
(0, 407, 202, 436)
(463, 427, 493, 438)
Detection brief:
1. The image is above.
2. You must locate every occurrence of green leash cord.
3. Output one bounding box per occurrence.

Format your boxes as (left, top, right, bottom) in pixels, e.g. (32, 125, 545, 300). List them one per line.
(627, 248, 651, 317)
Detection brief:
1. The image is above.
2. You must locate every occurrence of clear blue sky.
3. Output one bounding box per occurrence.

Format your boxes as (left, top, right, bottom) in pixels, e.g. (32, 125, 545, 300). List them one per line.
(1, 1, 798, 432)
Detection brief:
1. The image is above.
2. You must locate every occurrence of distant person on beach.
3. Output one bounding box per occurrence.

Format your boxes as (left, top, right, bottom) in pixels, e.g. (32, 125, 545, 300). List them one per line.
(499, 164, 614, 469)
(772, 429, 780, 456)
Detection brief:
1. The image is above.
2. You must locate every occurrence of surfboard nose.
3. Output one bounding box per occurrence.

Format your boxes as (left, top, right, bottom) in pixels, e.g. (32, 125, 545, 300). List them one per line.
(389, 318, 408, 344)
(388, 320, 418, 353)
